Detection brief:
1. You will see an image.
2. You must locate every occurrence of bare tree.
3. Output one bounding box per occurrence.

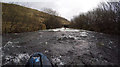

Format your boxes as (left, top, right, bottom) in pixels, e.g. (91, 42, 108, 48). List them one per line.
(42, 8, 59, 16)
(70, 1, 120, 35)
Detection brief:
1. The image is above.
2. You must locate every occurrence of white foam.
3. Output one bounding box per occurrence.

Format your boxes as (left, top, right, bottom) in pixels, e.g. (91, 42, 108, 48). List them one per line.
(4, 41, 13, 48)
(80, 31, 87, 37)
(4, 53, 30, 65)
(17, 54, 30, 60)
(48, 27, 80, 32)
(52, 57, 65, 65)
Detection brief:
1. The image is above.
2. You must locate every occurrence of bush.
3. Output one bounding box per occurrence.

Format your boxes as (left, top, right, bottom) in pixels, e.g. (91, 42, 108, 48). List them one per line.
(44, 16, 62, 29)
(70, 2, 120, 35)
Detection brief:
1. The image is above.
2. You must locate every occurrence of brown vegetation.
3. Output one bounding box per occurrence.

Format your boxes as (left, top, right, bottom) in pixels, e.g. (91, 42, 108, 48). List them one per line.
(44, 16, 62, 29)
(70, 2, 120, 35)
(2, 3, 70, 33)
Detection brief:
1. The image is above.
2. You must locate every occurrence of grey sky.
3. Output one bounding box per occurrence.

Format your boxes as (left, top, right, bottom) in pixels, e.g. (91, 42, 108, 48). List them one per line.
(1, 0, 107, 20)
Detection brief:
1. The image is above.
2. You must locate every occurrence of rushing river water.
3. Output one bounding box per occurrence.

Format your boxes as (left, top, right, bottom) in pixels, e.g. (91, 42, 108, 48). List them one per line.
(2, 28, 120, 66)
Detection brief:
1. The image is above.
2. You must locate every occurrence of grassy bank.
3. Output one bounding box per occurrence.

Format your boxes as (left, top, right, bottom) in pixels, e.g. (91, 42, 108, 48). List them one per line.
(2, 3, 70, 33)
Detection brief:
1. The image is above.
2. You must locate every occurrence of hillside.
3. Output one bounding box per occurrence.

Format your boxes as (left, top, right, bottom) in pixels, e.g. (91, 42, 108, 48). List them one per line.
(2, 3, 70, 33)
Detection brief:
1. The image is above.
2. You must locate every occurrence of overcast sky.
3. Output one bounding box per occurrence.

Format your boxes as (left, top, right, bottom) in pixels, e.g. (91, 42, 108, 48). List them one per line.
(1, 0, 108, 20)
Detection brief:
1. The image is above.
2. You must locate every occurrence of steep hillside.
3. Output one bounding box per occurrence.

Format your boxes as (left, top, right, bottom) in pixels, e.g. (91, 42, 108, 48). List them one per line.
(2, 3, 70, 33)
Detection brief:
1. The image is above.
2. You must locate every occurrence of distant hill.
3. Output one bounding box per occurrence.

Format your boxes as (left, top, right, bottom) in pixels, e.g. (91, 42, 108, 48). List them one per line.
(2, 3, 70, 33)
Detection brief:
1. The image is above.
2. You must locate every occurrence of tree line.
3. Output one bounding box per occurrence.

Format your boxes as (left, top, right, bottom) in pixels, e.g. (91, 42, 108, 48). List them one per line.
(69, 2, 120, 35)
